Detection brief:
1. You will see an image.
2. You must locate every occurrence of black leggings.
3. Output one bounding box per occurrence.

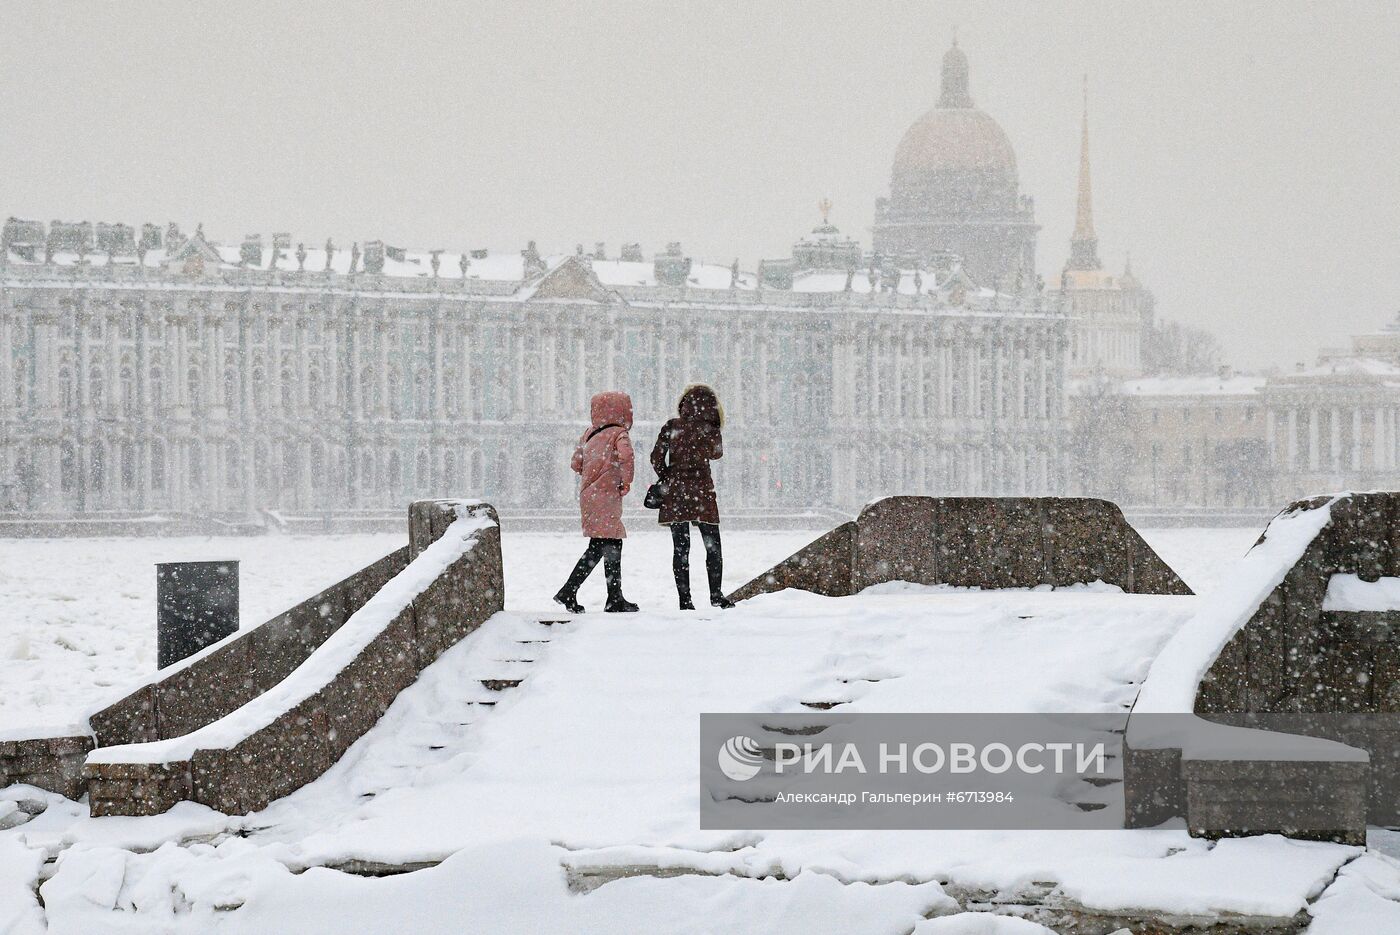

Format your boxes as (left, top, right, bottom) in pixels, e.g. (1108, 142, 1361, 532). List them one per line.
(670, 522, 723, 600)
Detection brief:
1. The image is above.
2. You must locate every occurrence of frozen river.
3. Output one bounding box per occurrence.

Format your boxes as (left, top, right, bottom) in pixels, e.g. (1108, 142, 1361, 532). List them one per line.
(0, 524, 1259, 731)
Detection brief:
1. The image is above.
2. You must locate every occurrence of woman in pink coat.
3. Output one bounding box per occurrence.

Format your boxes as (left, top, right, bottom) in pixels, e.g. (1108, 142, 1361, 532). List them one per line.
(553, 391, 639, 613)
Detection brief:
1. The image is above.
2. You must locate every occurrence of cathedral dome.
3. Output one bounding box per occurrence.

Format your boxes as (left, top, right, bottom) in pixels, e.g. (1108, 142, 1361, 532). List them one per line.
(892, 107, 1018, 181)
(888, 40, 1019, 214)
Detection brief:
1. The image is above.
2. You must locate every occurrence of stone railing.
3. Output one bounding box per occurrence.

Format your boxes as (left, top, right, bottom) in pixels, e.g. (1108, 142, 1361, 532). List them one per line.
(0, 730, 93, 801)
(0, 535, 410, 803)
(730, 496, 1191, 601)
(84, 500, 502, 816)
(1127, 492, 1400, 843)
(89, 547, 410, 748)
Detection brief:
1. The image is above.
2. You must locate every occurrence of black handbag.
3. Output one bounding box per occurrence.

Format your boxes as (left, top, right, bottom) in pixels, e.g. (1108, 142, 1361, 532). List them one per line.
(645, 425, 670, 509)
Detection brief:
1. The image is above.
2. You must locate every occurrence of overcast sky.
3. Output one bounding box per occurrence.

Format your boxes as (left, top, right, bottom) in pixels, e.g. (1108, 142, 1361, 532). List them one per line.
(1, 1, 1397, 369)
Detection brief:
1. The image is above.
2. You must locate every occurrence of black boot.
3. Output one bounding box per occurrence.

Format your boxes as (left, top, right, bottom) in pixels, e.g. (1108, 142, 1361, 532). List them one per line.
(601, 540, 638, 613)
(556, 539, 604, 614)
(700, 523, 732, 609)
(671, 523, 694, 609)
(553, 590, 584, 614)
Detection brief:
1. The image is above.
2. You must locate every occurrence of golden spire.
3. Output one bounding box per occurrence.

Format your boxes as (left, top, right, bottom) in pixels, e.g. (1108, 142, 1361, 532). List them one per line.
(1068, 73, 1102, 271)
(818, 197, 832, 225)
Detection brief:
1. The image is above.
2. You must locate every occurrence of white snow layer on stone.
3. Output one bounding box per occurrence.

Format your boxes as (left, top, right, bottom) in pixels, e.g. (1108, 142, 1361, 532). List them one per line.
(1322, 573, 1400, 612)
(87, 511, 496, 765)
(0, 722, 90, 743)
(1128, 496, 1369, 760)
(1133, 498, 1336, 717)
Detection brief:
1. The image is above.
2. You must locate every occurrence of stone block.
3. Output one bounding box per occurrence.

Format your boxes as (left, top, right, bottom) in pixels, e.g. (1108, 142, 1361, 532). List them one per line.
(1046, 497, 1129, 588)
(87, 779, 133, 799)
(89, 683, 159, 748)
(1326, 493, 1388, 581)
(1122, 744, 1184, 829)
(409, 499, 463, 559)
(90, 797, 148, 818)
(853, 497, 939, 590)
(413, 525, 505, 666)
(1320, 632, 1374, 713)
(84, 761, 161, 781)
(46, 736, 93, 756)
(937, 498, 1044, 589)
(1184, 757, 1368, 845)
(734, 496, 1189, 601)
(1244, 592, 1286, 711)
(1196, 630, 1247, 713)
(730, 522, 856, 602)
(10, 754, 53, 773)
(1127, 527, 1195, 596)
(153, 639, 258, 740)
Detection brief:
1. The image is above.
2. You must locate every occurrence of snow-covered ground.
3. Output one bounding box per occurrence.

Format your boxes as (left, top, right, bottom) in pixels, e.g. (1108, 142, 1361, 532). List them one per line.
(0, 527, 819, 731)
(0, 525, 1258, 733)
(9, 521, 1399, 933)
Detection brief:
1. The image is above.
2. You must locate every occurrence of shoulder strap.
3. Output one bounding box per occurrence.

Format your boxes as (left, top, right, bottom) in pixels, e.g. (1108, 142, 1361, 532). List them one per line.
(654, 421, 674, 473)
(585, 422, 624, 443)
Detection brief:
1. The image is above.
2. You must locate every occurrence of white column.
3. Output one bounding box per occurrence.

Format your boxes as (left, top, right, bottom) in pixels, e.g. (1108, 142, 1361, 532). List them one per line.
(458, 322, 474, 420)
(1383, 405, 1394, 470)
(1287, 407, 1299, 472)
(865, 333, 877, 417)
(376, 319, 390, 417)
(992, 330, 1004, 420)
(603, 327, 615, 392)
(758, 336, 770, 423)
(432, 311, 446, 421)
(1377, 405, 1388, 470)
(105, 309, 120, 418)
(1352, 408, 1363, 472)
(1330, 406, 1341, 471)
(1308, 407, 1319, 471)
(575, 329, 587, 411)
(914, 339, 926, 421)
(1036, 331, 1048, 420)
(654, 325, 665, 414)
(1266, 406, 1277, 466)
(0, 303, 12, 419)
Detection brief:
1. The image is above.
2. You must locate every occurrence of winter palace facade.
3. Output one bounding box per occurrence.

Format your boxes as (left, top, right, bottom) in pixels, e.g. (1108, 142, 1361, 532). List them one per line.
(0, 221, 1069, 524)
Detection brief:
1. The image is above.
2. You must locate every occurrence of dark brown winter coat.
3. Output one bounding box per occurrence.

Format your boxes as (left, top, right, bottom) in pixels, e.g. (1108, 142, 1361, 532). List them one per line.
(650, 384, 723, 525)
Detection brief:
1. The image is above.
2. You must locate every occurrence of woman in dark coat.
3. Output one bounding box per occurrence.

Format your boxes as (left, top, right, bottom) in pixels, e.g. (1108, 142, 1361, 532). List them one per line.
(650, 384, 734, 609)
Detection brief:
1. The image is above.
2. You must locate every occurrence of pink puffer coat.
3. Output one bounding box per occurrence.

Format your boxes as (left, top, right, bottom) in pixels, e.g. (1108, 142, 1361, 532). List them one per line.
(572, 391, 635, 538)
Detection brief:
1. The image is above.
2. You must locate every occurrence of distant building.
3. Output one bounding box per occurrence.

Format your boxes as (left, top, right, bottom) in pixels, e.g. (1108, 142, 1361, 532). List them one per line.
(1054, 84, 1153, 380)
(872, 40, 1039, 288)
(1261, 351, 1400, 498)
(1075, 321, 1400, 513)
(1114, 369, 1270, 509)
(0, 215, 1068, 528)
